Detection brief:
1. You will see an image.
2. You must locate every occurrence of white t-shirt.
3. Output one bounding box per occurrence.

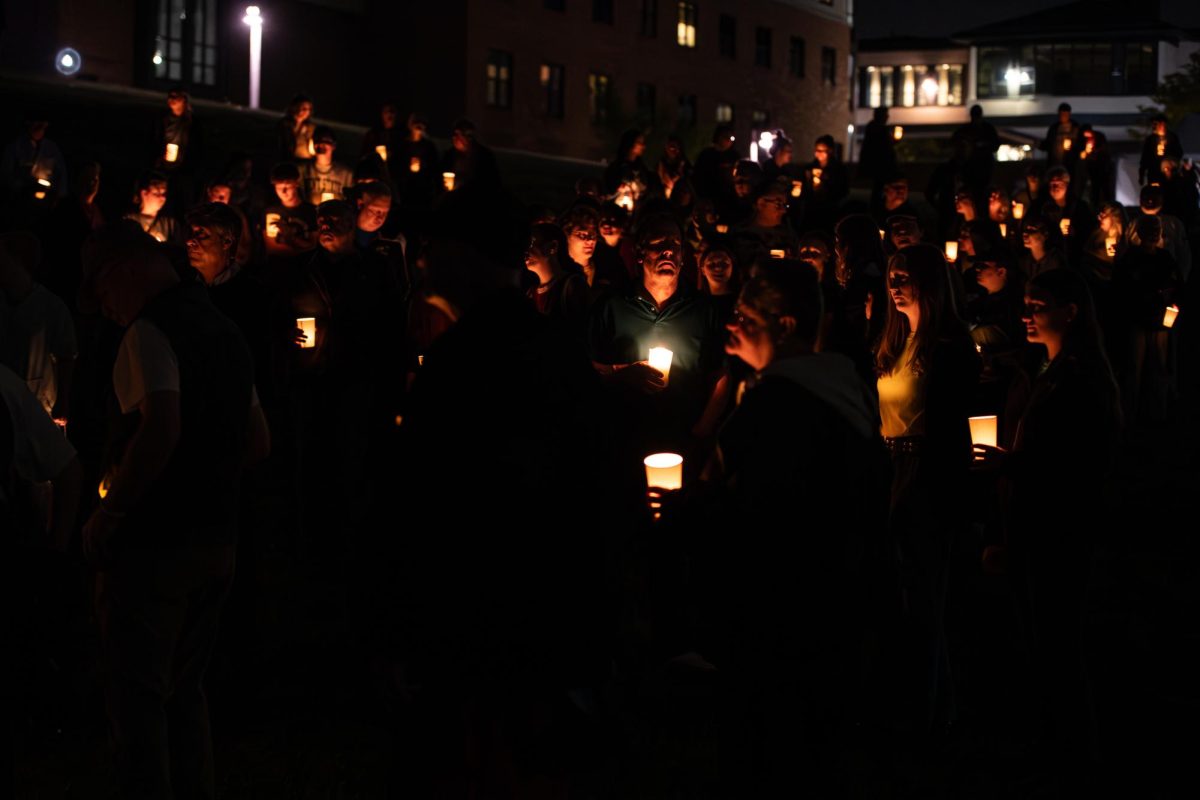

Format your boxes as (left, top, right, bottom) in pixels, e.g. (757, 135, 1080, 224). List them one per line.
(0, 363, 76, 486)
(113, 319, 259, 415)
(0, 283, 76, 414)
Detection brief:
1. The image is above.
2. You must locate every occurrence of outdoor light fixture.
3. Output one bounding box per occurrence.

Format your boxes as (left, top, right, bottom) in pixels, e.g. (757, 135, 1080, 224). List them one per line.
(920, 77, 939, 105)
(55, 47, 81, 76)
(243, 6, 263, 110)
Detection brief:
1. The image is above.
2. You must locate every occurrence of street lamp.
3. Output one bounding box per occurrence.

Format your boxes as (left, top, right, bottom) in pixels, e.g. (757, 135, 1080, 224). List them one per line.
(243, 6, 263, 110)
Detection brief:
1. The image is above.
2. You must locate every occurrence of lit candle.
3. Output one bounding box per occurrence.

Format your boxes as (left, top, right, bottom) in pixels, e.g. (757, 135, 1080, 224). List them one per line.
(307, 139, 316, 157)
(297, 317, 317, 348)
(320, 192, 335, 203)
(769, 249, 786, 259)
(1059, 218, 1071, 236)
(410, 157, 421, 173)
(1105, 236, 1117, 257)
(999, 223, 1007, 238)
(1062, 138, 1072, 151)
(98, 475, 111, 499)
(644, 452, 683, 491)
(879, 229, 886, 240)
(1163, 305, 1179, 328)
(944, 241, 958, 261)
(1156, 140, 1165, 157)
(265, 212, 282, 239)
(811, 168, 822, 188)
(375, 145, 388, 162)
(151, 231, 166, 243)
(969, 415, 998, 449)
(893, 125, 904, 141)
(648, 347, 674, 382)
(34, 191, 46, 200)
(616, 193, 634, 211)
(791, 180, 803, 198)
(1012, 202, 1025, 220)
(165, 142, 179, 162)
(417, 354, 425, 366)
(37, 178, 51, 187)
(442, 171, 456, 191)
(715, 224, 729, 234)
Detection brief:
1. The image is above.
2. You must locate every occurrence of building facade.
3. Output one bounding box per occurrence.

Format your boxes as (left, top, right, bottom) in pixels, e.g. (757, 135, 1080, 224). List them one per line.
(2, 0, 852, 161)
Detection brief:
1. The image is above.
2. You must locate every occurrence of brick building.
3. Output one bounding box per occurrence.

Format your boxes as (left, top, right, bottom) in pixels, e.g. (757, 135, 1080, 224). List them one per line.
(2, 0, 851, 161)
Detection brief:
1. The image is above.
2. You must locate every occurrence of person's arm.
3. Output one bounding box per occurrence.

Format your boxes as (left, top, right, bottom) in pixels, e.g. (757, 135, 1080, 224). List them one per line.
(102, 390, 181, 514)
(49, 456, 82, 552)
(692, 369, 731, 440)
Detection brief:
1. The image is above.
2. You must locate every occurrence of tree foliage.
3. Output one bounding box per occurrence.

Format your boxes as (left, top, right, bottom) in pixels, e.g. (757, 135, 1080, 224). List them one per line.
(1142, 49, 1200, 130)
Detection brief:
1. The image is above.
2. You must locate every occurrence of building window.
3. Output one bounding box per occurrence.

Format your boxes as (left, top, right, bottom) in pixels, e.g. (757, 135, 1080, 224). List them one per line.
(641, 0, 657, 36)
(152, 0, 218, 86)
(715, 103, 734, 123)
(589, 72, 612, 123)
(593, 0, 614, 24)
(751, 109, 770, 128)
(859, 64, 963, 108)
(821, 46, 837, 86)
(677, 2, 697, 48)
(977, 41, 1158, 98)
(485, 50, 513, 109)
(545, 0, 565, 10)
(789, 37, 805, 78)
(540, 63, 565, 118)
(678, 94, 697, 127)
(637, 82, 657, 124)
(755, 27, 772, 68)
(719, 14, 736, 58)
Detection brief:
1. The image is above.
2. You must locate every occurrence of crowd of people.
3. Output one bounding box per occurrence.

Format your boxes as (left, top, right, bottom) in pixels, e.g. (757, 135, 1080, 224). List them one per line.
(3, 87, 1197, 796)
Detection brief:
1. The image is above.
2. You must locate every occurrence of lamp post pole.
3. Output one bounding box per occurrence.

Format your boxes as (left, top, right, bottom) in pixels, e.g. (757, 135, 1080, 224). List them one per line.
(243, 6, 263, 109)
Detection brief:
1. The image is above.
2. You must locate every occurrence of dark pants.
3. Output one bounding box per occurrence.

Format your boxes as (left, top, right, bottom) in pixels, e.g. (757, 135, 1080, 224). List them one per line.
(95, 546, 234, 800)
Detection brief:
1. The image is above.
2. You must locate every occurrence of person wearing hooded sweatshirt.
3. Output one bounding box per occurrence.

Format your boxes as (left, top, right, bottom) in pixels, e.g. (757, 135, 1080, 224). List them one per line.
(677, 260, 892, 797)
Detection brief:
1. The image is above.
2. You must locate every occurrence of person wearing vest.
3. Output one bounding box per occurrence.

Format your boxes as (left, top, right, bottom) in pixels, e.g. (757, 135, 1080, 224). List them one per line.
(79, 223, 269, 799)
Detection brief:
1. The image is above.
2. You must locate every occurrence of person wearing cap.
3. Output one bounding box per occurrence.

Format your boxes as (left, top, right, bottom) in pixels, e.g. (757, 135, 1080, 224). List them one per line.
(967, 248, 1025, 354)
(0, 231, 77, 421)
(1133, 184, 1191, 284)
(299, 126, 354, 206)
(1040, 102, 1081, 169)
(1139, 114, 1183, 187)
(263, 162, 318, 263)
(588, 215, 728, 451)
(79, 224, 268, 799)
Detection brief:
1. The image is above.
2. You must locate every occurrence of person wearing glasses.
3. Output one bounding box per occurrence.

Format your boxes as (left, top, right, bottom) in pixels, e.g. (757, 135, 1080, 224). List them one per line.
(733, 182, 799, 267)
(874, 243, 979, 734)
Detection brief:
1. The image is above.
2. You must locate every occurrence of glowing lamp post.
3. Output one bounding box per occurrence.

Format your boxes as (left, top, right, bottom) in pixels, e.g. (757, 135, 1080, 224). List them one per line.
(243, 6, 263, 110)
(1163, 305, 1179, 329)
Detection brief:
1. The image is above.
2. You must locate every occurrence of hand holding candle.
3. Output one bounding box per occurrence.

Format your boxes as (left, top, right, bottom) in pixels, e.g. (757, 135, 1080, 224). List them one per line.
(969, 415, 999, 463)
(296, 317, 317, 349)
(265, 212, 282, 239)
(443, 172, 456, 191)
(410, 157, 421, 173)
(648, 347, 674, 383)
(375, 145, 388, 162)
(644, 452, 684, 520)
(1059, 218, 1071, 236)
(165, 143, 179, 163)
(791, 180, 803, 198)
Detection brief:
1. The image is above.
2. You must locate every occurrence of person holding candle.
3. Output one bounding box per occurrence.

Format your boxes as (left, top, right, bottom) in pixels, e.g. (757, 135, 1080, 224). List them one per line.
(1138, 114, 1183, 187)
(153, 88, 199, 210)
(874, 243, 979, 734)
(696, 260, 891, 794)
(561, 204, 629, 302)
(524, 222, 588, 338)
(1112, 215, 1180, 424)
(1134, 184, 1192, 285)
(1040, 102, 1081, 170)
(655, 135, 691, 202)
(967, 248, 1026, 356)
(698, 243, 739, 322)
(803, 135, 849, 232)
(360, 102, 402, 179)
(299, 127, 353, 207)
(278, 94, 316, 163)
(1011, 164, 1044, 220)
(438, 118, 502, 196)
(123, 171, 182, 246)
(598, 202, 638, 283)
(77, 225, 268, 800)
(974, 267, 1120, 783)
(395, 112, 440, 239)
(1, 114, 69, 210)
(603, 130, 657, 202)
(733, 183, 800, 267)
(1079, 202, 1127, 340)
(262, 163, 318, 267)
(1041, 167, 1093, 267)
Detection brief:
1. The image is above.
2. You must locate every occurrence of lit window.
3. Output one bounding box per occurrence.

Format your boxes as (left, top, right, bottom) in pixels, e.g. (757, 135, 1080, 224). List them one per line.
(716, 103, 734, 123)
(677, 2, 697, 48)
(540, 63, 565, 118)
(486, 50, 513, 109)
(589, 73, 612, 123)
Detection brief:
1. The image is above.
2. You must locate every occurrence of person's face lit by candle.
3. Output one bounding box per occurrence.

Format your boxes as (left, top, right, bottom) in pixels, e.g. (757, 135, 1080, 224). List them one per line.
(380, 104, 397, 130)
(733, 176, 753, 199)
(725, 302, 775, 371)
(888, 218, 921, 250)
(883, 180, 908, 212)
(409, 119, 427, 143)
(774, 143, 793, 167)
(628, 135, 646, 161)
(452, 130, 471, 153)
(813, 142, 832, 168)
(317, 208, 356, 255)
(755, 191, 788, 228)
(167, 91, 187, 117)
(1022, 224, 1047, 253)
(1153, 120, 1166, 138)
(958, 229, 975, 257)
(186, 223, 233, 284)
(640, 228, 683, 293)
(356, 195, 391, 233)
(314, 136, 335, 165)
(798, 242, 828, 280)
(525, 232, 555, 275)
(988, 191, 1010, 223)
(1023, 288, 1075, 358)
(566, 223, 598, 266)
(954, 193, 976, 220)
(139, 181, 168, 217)
(1048, 174, 1069, 206)
(207, 183, 232, 205)
(664, 139, 682, 162)
(888, 266, 917, 318)
(599, 215, 623, 248)
(273, 179, 301, 208)
(295, 101, 313, 124)
(1098, 208, 1119, 236)
(701, 250, 734, 295)
(975, 260, 1007, 295)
